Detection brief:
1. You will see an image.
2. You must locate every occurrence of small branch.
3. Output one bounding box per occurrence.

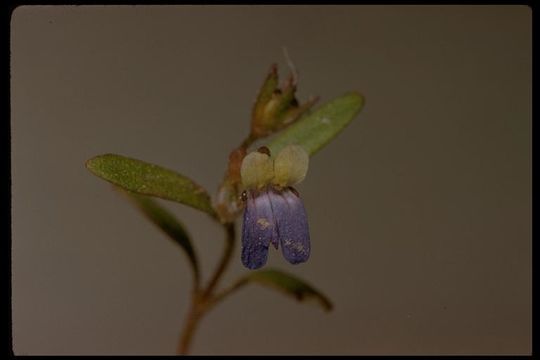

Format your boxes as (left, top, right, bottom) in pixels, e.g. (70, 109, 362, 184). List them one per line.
(203, 222, 236, 298)
(240, 133, 257, 150)
(177, 296, 203, 355)
(206, 277, 249, 311)
(176, 222, 236, 355)
(176, 134, 255, 354)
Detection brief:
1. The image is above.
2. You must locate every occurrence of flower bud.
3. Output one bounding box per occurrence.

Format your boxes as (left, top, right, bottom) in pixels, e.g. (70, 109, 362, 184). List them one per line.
(250, 65, 317, 138)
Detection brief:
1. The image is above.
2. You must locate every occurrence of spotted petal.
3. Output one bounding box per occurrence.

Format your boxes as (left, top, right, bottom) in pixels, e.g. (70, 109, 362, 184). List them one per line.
(241, 190, 279, 269)
(269, 188, 311, 264)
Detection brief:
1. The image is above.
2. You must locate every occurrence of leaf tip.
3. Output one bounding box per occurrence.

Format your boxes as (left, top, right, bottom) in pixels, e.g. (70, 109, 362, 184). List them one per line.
(321, 297, 334, 312)
(348, 91, 365, 108)
(85, 153, 111, 174)
(84, 155, 99, 172)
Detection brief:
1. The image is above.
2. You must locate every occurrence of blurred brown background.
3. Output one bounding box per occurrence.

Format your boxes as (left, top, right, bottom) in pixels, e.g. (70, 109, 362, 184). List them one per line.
(11, 5, 531, 355)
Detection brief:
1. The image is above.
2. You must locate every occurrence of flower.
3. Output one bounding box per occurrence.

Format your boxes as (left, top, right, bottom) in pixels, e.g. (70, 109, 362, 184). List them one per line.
(240, 145, 310, 269)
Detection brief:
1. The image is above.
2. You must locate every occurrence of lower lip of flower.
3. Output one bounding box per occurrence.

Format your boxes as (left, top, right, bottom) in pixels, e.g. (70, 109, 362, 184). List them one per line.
(241, 186, 310, 269)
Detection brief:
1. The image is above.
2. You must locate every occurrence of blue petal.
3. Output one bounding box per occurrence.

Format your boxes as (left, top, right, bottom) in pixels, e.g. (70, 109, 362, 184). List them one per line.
(241, 190, 278, 269)
(269, 188, 311, 264)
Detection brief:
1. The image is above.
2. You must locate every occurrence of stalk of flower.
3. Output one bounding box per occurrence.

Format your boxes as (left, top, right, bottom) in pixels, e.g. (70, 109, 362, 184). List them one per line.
(240, 144, 310, 269)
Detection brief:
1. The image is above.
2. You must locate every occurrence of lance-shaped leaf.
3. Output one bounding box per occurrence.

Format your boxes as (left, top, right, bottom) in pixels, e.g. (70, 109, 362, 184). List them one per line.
(266, 92, 364, 157)
(223, 268, 333, 312)
(118, 189, 200, 283)
(86, 154, 216, 217)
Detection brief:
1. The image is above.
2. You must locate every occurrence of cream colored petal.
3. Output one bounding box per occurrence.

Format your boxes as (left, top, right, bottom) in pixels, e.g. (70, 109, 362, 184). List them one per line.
(240, 151, 274, 189)
(273, 144, 309, 187)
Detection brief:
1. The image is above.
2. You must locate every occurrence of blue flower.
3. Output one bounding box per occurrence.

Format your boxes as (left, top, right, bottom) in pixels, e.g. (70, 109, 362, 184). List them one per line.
(240, 145, 310, 269)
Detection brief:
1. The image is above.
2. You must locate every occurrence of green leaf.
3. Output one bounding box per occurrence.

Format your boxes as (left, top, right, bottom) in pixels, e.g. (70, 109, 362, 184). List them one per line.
(266, 92, 364, 157)
(243, 268, 333, 312)
(86, 154, 216, 217)
(118, 190, 200, 282)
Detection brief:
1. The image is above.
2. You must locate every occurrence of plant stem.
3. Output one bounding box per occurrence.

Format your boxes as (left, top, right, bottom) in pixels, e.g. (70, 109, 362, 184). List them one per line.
(177, 298, 202, 355)
(203, 222, 235, 298)
(177, 134, 253, 355)
(176, 222, 236, 355)
(206, 277, 248, 310)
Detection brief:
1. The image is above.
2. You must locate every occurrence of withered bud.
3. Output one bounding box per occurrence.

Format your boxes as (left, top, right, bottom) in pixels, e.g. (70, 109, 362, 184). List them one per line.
(250, 64, 317, 139)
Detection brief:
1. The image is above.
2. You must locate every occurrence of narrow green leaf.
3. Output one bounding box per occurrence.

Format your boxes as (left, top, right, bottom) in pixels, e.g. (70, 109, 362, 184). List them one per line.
(244, 268, 333, 312)
(266, 92, 364, 157)
(119, 190, 200, 283)
(86, 154, 216, 217)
